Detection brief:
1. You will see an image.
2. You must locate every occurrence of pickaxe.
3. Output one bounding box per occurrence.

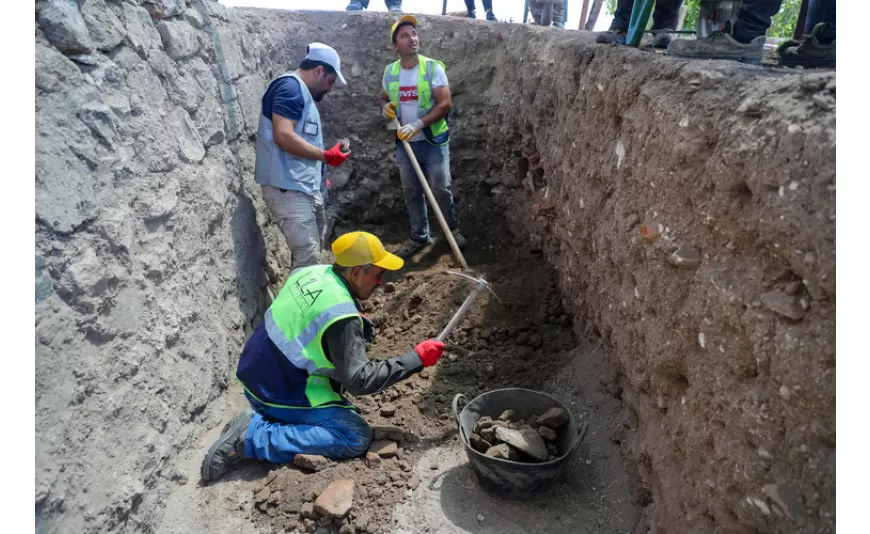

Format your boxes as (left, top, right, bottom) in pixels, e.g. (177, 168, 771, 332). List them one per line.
(437, 270, 501, 342)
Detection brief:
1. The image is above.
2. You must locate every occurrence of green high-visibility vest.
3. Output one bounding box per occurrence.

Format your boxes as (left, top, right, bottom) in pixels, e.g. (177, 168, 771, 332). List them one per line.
(264, 265, 362, 408)
(383, 55, 450, 146)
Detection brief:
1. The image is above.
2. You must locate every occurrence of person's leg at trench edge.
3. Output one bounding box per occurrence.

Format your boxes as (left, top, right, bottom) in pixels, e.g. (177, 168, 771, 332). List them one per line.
(777, 0, 835, 67)
(667, 0, 782, 63)
(596, 0, 633, 44)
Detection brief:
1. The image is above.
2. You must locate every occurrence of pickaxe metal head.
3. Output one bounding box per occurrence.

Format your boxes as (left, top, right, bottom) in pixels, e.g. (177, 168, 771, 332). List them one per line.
(436, 271, 501, 342)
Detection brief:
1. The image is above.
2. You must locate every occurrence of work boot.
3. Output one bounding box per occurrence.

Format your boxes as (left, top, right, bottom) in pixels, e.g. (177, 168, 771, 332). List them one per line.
(201, 407, 253, 483)
(466, 9, 476, 18)
(596, 30, 626, 45)
(486, 10, 497, 21)
(651, 29, 675, 49)
(778, 23, 836, 69)
(667, 22, 764, 65)
(345, 1, 364, 10)
(385, 0, 402, 13)
(396, 237, 433, 259)
(450, 229, 467, 249)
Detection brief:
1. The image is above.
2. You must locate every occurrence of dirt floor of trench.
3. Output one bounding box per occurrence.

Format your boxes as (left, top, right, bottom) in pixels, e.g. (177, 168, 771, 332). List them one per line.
(157, 197, 642, 534)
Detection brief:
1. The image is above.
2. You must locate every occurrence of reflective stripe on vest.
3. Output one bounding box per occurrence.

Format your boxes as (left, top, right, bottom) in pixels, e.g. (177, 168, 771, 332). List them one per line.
(383, 55, 450, 146)
(262, 265, 361, 408)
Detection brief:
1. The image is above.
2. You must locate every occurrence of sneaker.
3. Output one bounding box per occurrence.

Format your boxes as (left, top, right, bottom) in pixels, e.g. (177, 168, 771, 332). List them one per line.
(596, 30, 626, 45)
(466, 9, 476, 18)
(778, 23, 835, 69)
(450, 229, 467, 249)
(554, 21, 565, 29)
(651, 30, 675, 49)
(345, 1, 364, 10)
(667, 23, 764, 64)
(201, 407, 254, 483)
(486, 10, 497, 21)
(386, 0, 402, 13)
(396, 237, 433, 259)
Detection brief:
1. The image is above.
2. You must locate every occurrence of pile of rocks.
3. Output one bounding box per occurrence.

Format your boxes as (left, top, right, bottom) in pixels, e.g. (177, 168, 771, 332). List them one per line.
(469, 407, 568, 463)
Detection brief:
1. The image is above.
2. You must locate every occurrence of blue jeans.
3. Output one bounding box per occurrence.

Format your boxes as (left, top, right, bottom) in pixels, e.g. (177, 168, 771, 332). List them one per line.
(396, 142, 456, 243)
(734, 0, 836, 43)
(243, 392, 372, 464)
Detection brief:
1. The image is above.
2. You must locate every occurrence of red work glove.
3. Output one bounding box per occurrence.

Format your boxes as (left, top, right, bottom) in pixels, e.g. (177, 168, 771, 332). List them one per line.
(323, 143, 350, 167)
(414, 339, 445, 367)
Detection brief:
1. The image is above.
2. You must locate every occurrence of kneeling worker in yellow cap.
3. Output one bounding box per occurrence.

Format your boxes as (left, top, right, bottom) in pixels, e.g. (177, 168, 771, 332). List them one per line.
(201, 231, 446, 482)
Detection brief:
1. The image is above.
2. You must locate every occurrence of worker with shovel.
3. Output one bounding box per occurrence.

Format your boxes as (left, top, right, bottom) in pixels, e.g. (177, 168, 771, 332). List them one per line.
(201, 232, 446, 482)
(380, 15, 467, 259)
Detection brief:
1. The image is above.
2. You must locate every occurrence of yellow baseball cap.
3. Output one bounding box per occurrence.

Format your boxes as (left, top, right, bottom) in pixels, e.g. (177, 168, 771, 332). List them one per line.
(390, 15, 417, 44)
(332, 231, 404, 271)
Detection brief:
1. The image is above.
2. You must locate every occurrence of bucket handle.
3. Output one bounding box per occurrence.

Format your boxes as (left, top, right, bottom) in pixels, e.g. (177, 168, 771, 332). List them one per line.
(569, 421, 590, 455)
(452, 393, 469, 443)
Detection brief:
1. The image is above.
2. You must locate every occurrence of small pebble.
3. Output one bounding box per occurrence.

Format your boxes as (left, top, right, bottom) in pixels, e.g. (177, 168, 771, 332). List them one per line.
(477, 514, 485, 522)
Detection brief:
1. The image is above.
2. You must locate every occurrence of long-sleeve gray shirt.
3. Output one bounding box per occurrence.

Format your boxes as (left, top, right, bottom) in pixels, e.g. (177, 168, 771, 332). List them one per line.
(320, 274, 423, 396)
(323, 317, 422, 396)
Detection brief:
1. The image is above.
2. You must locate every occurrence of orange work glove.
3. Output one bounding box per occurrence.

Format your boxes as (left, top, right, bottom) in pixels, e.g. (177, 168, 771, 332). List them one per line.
(414, 339, 445, 367)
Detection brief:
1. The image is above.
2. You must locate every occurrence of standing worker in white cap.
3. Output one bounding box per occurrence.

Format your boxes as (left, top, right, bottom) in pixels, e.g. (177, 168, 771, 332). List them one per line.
(255, 43, 352, 272)
(380, 16, 467, 259)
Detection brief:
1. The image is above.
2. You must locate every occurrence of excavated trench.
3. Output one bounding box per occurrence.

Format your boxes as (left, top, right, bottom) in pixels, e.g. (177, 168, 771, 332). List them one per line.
(35, 4, 835, 534)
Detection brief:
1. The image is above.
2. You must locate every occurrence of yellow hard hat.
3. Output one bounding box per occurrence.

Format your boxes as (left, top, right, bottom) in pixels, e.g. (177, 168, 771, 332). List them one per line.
(332, 231, 404, 271)
(390, 15, 417, 44)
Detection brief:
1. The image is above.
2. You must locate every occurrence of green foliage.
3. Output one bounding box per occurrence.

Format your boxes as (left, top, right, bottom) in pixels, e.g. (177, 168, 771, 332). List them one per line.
(604, 0, 802, 38)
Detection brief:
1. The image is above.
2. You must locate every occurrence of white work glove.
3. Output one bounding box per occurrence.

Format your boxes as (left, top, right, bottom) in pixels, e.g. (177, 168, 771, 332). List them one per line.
(382, 101, 396, 120)
(397, 119, 424, 141)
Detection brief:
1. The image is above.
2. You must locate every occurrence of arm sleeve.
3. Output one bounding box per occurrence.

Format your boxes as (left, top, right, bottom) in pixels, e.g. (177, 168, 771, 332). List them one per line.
(271, 78, 305, 121)
(324, 317, 423, 396)
(431, 63, 449, 88)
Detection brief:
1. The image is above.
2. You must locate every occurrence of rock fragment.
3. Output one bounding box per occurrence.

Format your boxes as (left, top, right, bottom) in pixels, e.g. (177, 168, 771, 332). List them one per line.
(293, 454, 329, 472)
(313, 479, 354, 518)
(537, 407, 569, 429)
(495, 426, 548, 461)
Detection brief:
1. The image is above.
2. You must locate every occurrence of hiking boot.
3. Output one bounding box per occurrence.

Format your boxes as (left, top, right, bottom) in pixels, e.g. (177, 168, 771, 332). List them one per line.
(486, 10, 497, 21)
(201, 407, 253, 483)
(396, 237, 433, 259)
(651, 30, 675, 49)
(466, 9, 476, 18)
(667, 23, 765, 64)
(345, 1, 364, 10)
(778, 23, 836, 69)
(596, 30, 626, 45)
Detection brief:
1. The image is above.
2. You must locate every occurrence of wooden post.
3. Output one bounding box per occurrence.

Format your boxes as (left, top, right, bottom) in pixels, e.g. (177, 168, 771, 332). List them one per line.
(676, 4, 688, 31)
(585, 0, 604, 31)
(579, 0, 590, 30)
(793, 0, 810, 40)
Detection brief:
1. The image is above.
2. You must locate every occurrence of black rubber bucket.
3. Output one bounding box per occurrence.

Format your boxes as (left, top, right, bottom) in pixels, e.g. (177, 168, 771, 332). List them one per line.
(452, 388, 589, 500)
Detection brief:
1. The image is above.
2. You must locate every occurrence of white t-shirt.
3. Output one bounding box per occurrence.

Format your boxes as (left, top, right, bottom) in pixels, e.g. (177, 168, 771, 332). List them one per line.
(386, 62, 448, 143)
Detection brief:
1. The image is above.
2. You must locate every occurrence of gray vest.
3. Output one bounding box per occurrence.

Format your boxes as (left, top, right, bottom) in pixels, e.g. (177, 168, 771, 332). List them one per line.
(254, 72, 325, 199)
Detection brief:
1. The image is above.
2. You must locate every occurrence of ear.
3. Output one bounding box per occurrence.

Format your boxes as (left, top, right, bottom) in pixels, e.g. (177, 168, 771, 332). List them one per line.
(313, 66, 323, 79)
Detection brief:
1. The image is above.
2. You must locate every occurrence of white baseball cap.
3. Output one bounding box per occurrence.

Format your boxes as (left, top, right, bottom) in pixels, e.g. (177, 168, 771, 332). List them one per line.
(304, 43, 347, 85)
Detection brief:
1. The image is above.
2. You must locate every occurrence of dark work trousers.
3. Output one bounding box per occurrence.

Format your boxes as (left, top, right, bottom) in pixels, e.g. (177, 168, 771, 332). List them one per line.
(609, 0, 684, 32)
(733, 0, 836, 43)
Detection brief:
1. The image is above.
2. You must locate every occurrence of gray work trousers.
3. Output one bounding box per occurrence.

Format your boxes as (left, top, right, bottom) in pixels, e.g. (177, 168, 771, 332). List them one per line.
(260, 185, 325, 271)
(529, 1, 565, 26)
